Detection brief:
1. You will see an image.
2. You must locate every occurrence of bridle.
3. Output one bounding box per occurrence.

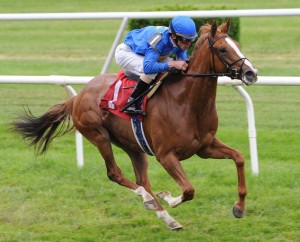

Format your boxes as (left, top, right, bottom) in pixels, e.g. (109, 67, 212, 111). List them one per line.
(181, 35, 248, 80)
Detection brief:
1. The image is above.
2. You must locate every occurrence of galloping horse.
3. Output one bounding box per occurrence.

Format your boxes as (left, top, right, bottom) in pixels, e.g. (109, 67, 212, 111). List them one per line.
(11, 19, 257, 230)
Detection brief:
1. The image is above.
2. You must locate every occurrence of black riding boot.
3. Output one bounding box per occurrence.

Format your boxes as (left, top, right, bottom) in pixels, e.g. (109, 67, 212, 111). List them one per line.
(124, 79, 150, 115)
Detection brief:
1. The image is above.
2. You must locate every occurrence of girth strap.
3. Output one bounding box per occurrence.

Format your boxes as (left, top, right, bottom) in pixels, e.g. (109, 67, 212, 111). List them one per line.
(131, 115, 154, 155)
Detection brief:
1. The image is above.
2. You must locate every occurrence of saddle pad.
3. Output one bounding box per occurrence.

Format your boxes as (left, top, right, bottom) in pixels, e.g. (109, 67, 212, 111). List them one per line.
(99, 70, 147, 120)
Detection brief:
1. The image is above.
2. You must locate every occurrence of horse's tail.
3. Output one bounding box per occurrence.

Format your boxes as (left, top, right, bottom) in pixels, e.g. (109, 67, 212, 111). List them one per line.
(11, 97, 75, 156)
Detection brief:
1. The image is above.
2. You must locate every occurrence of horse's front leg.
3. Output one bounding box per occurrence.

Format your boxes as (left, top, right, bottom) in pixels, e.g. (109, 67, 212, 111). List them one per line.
(197, 137, 247, 218)
(128, 151, 183, 230)
(156, 152, 195, 208)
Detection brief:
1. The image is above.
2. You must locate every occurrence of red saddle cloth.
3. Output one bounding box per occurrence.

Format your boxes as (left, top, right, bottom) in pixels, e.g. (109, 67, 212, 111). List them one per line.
(99, 70, 147, 120)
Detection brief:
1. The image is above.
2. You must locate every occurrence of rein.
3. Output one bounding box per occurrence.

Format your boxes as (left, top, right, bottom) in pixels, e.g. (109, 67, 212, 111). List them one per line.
(181, 35, 246, 80)
(181, 70, 238, 78)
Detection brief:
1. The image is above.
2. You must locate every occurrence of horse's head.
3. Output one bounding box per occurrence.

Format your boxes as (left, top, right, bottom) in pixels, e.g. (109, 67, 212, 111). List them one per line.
(191, 18, 258, 85)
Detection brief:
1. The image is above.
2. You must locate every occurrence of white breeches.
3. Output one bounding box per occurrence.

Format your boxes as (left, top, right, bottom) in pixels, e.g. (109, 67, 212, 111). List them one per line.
(115, 43, 145, 76)
(115, 43, 172, 83)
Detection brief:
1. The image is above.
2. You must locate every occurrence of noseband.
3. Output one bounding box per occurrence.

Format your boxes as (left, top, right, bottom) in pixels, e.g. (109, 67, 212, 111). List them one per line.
(182, 35, 247, 80)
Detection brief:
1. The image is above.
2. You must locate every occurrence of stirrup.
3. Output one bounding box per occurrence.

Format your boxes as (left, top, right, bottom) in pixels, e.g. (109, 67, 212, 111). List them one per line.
(124, 105, 146, 116)
(123, 99, 146, 116)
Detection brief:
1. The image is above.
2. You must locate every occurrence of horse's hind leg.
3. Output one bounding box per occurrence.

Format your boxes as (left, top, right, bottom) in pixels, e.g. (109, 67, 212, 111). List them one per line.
(197, 137, 247, 218)
(73, 101, 182, 229)
(80, 125, 140, 191)
(79, 126, 182, 229)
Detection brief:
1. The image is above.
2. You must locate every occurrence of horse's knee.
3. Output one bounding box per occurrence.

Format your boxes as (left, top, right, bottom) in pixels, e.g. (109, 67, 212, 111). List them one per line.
(234, 151, 245, 167)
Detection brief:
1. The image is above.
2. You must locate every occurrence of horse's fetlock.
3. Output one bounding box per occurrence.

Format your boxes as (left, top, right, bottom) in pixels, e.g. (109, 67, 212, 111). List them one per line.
(239, 189, 247, 198)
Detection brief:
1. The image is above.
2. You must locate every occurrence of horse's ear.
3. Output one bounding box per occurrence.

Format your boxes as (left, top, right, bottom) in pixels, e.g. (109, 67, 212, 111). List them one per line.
(219, 18, 231, 33)
(226, 18, 231, 33)
(211, 20, 217, 37)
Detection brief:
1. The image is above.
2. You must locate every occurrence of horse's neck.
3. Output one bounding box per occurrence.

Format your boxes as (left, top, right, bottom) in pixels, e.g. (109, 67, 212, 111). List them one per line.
(188, 42, 213, 75)
(159, 43, 218, 117)
(162, 74, 217, 121)
(181, 47, 218, 110)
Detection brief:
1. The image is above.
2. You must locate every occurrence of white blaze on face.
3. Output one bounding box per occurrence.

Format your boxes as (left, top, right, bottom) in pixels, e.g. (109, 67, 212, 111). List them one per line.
(225, 37, 255, 69)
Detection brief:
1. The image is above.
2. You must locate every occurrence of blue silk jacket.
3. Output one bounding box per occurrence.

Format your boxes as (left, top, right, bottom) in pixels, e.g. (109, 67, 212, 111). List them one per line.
(124, 26, 188, 74)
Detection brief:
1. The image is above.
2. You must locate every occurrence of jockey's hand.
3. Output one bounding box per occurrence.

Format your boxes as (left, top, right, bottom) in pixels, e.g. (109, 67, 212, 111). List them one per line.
(168, 60, 188, 71)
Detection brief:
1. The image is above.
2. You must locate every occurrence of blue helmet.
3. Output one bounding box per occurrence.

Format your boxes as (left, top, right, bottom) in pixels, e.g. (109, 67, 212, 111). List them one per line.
(169, 16, 198, 39)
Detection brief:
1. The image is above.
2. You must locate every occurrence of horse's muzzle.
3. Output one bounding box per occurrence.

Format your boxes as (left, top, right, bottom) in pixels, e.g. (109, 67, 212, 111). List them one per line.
(241, 68, 258, 86)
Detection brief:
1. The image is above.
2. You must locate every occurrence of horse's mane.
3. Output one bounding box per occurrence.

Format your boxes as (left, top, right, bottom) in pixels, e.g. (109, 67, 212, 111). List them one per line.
(199, 22, 228, 35)
(189, 22, 228, 61)
(188, 23, 212, 62)
(199, 23, 211, 35)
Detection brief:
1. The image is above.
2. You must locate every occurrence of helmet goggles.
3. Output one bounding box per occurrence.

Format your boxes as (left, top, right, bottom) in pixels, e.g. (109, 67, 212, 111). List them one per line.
(176, 35, 196, 44)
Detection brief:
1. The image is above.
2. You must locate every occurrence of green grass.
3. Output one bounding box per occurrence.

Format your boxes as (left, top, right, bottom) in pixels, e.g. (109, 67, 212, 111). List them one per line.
(0, 1, 300, 241)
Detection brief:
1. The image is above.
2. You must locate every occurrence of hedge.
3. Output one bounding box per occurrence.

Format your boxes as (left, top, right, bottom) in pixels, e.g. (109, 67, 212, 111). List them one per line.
(128, 5, 240, 55)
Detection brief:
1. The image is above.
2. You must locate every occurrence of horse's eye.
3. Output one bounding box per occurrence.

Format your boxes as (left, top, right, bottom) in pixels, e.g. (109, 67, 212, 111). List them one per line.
(220, 48, 228, 55)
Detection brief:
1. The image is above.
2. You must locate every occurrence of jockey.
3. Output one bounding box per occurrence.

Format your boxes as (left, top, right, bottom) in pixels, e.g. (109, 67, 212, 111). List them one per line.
(115, 16, 198, 115)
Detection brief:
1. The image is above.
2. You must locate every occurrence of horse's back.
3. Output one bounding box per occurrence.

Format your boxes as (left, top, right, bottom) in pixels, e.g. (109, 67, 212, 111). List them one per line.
(81, 73, 117, 99)
(72, 73, 117, 129)
(73, 73, 116, 108)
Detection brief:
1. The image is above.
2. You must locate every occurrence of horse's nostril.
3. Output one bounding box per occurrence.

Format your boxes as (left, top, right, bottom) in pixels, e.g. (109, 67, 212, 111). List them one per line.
(245, 71, 254, 77)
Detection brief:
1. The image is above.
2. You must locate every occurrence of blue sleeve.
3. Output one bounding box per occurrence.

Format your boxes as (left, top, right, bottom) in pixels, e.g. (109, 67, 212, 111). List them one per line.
(143, 47, 170, 74)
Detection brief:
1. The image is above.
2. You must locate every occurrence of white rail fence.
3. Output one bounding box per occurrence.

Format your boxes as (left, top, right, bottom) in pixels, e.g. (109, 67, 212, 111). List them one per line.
(1, 9, 300, 74)
(1, 9, 300, 174)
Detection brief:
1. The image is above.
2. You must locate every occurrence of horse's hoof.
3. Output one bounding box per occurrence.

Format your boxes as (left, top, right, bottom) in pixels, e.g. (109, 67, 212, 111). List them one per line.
(144, 199, 159, 210)
(232, 205, 244, 218)
(168, 221, 183, 231)
(157, 191, 171, 200)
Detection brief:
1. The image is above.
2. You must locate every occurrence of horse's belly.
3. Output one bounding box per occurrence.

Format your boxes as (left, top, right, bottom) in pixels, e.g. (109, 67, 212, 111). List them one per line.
(176, 132, 215, 160)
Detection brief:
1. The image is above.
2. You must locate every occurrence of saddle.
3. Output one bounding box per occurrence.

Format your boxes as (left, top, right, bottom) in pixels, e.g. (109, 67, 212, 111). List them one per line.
(99, 70, 167, 120)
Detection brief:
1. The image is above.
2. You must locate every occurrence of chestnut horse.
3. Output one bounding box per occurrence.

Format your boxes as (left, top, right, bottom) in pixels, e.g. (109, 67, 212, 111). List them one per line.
(11, 19, 257, 230)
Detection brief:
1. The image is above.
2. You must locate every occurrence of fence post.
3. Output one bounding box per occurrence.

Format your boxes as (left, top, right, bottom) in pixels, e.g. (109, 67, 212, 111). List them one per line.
(101, 17, 128, 74)
(64, 85, 84, 168)
(234, 86, 259, 175)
